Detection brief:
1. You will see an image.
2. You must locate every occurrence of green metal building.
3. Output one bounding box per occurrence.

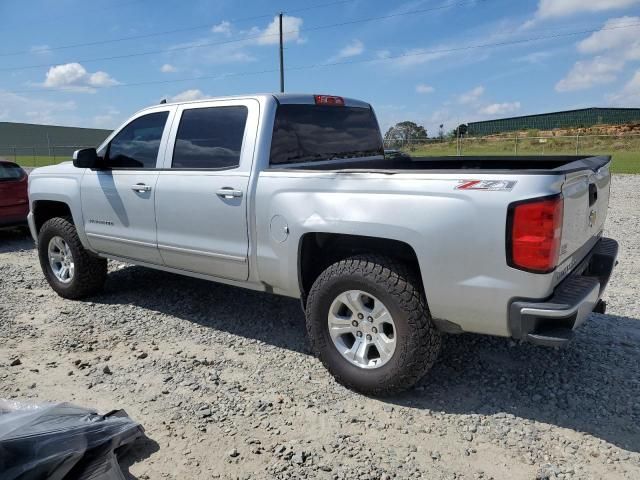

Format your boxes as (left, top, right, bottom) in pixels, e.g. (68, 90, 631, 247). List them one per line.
(467, 108, 640, 136)
(0, 122, 112, 158)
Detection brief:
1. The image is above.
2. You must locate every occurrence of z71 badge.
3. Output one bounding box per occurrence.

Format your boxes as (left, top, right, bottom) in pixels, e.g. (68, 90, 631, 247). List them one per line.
(456, 180, 517, 191)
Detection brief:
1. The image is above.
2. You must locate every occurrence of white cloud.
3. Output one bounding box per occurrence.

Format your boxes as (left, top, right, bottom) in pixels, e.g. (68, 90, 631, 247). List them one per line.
(376, 49, 391, 59)
(254, 15, 303, 45)
(416, 83, 435, 94)
(160, 63, 177, 73)
(168, 89, 208, 102)
(387, 47, 451, 68)
(534, 0, 639, 19)
(478, 101, 521, 115)
(330, 40, 364, 62)
(578, 16, 640, 59)
(516, 50, 553, 64)
(457, 86, 485, 104)
(30, 45, 51, 55)
(212, 21, 232, 36)
(43, 63, 119, 93)
(609, 69, 640, 104)
(0, 90, 76, 124)
(168, 37, 256, 65)
(166, 16, 303, 70)
(555, 17, 640, 92)
(555, 56, 624, 91)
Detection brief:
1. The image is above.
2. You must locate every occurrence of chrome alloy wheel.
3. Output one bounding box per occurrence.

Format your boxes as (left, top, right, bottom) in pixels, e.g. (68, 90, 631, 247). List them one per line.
(48, 236, 74, 284)
(327, 290, 397, 369)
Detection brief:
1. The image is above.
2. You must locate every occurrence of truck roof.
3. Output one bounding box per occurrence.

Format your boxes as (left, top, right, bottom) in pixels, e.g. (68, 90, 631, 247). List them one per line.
(138, 93, 371, 112)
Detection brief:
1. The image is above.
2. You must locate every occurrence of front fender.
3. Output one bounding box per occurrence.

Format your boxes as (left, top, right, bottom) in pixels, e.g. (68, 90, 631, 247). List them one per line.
(29, 170, 91, 249)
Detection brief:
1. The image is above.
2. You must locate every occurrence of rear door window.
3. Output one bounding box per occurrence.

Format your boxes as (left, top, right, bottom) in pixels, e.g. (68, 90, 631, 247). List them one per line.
(0, 162, 25, 181)
(172, 106, 248, 169)
(105, 111, 169, 168)
(269, 104, 383, 166)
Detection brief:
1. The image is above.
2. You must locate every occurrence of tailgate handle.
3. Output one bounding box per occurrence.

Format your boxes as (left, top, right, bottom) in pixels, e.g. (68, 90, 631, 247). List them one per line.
(588, 183, 598, 207)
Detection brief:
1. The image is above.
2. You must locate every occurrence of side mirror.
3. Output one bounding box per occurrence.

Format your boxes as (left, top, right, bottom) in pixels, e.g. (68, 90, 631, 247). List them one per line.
(73, 148, 101, 168)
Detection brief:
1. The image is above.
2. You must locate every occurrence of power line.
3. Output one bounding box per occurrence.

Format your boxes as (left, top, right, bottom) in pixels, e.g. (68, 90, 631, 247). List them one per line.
(0, 0, 359, 57)
(5, 22, 639, 96)
(0, 13, 274, 58)
(0, 0, 487, 71)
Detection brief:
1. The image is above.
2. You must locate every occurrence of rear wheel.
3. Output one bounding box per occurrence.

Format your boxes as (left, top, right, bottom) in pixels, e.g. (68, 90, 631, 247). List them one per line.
(305, 255, 441, 395)
(38, 217, 107, 299)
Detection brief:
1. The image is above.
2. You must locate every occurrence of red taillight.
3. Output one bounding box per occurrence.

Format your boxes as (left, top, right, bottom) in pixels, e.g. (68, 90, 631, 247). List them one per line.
(314, 95, 344, 106)
(507, 195, 563, 273)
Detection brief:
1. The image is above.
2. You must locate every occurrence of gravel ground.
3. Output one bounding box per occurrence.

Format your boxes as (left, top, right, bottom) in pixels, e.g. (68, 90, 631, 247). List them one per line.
(1, 175, 639, 480)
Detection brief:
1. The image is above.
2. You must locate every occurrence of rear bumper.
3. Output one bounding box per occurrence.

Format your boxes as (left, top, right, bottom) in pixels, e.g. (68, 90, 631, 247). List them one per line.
(509, 237, 618, 347)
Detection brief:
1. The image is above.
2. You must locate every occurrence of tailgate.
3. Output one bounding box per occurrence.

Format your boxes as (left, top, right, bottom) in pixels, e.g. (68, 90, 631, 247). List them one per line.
(557, 160, 611, 280)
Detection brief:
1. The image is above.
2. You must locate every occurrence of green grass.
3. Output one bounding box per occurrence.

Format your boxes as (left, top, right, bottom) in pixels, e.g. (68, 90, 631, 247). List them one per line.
(403, 143, 640, 174)
(7, 149, 640, 174)
(6, 155, 74, 168)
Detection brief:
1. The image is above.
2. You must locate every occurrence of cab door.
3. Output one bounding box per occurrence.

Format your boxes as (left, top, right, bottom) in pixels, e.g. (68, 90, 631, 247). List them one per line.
(81, 108, 174, 264)
(155, 99, 259, 280)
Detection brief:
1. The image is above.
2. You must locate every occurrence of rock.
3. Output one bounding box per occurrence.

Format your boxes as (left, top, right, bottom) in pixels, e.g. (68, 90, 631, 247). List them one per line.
(9, 358, 21, 366)
(197, 409, 212, 418)
(292, 451, 306, 465)
(227, 448, 239, 458)
(103, 365, 112, 375)
(136, 352, 148, 360)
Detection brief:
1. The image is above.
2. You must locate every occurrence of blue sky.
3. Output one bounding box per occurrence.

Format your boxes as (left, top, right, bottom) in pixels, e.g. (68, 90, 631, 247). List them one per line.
(1, 0, 639, 135)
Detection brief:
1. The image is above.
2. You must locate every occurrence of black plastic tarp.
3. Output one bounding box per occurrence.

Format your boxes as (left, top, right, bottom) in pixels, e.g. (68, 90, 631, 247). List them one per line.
(0, 400, 145, 480)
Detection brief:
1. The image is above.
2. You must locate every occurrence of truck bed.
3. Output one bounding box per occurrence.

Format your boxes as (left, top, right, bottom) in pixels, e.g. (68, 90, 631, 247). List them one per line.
(282, 155, 610, 174)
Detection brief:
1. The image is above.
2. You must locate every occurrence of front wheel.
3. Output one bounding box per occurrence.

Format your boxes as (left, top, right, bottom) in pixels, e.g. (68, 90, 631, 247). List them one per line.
(305, 255, 441, 396)
(38, 217, 107, 299)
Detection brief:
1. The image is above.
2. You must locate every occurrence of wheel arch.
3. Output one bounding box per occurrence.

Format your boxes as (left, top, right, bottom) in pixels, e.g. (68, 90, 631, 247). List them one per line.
(298, 232, 424, 307)
(32, 200, 73, 233)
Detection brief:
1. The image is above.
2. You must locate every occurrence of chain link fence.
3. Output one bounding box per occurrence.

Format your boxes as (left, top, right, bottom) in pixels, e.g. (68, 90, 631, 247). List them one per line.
(384, 133, 640, 156)
(0, 145, 93, 168)
(384, 133, 640, 173)
(2, 134, 639, 172)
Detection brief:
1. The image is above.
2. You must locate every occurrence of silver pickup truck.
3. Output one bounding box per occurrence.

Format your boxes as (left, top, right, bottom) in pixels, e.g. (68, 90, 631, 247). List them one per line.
(28, 93, 618, 395)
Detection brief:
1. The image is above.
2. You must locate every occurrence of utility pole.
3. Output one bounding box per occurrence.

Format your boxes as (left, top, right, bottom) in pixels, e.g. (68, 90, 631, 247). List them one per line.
(279, 12, 285, 93)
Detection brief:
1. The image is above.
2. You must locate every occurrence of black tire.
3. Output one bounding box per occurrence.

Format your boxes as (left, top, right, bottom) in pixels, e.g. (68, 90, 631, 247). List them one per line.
(38, 216, 107, 299)
(305, 254, 441, 396)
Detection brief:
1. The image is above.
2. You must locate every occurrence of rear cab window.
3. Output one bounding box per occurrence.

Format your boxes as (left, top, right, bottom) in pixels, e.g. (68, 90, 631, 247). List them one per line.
(269, 103, 384, 166)
(0, 162, 26, 181)
(172, 106, 248, 169)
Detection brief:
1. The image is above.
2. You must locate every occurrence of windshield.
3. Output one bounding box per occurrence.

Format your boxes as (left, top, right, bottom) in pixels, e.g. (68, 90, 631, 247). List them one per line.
(269, 104, 384, 166)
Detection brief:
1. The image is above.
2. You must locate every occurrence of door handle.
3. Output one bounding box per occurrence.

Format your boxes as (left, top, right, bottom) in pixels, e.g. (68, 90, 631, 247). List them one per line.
(216, 188, 243, 199)
(131, 183, 152, 192)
